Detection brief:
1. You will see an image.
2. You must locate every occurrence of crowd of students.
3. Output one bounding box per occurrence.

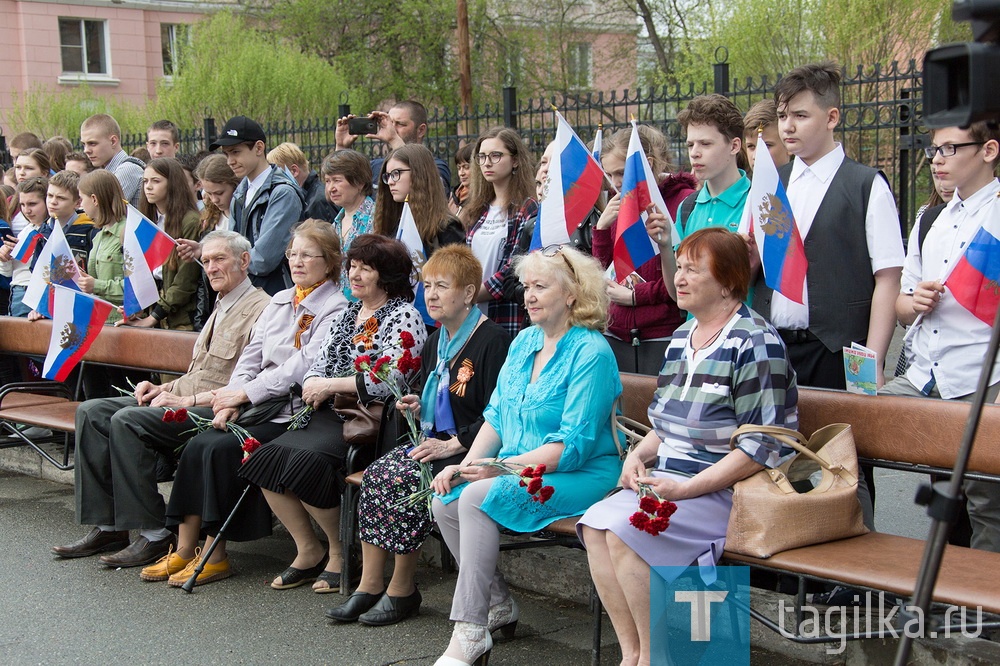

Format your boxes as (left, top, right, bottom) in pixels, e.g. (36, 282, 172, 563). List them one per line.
(3, 58, 1000, 665)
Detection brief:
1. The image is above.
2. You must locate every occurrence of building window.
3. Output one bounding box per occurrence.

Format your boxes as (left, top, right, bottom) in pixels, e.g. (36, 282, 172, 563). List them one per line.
(59, 18, 108, 76)
(161, 24, 189, 77)
(567, 42, 592, 89)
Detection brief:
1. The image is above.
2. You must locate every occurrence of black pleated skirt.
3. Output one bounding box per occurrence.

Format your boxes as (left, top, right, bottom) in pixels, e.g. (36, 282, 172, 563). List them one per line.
(165, 420, 287, 541)
(237, 409, 349, 509)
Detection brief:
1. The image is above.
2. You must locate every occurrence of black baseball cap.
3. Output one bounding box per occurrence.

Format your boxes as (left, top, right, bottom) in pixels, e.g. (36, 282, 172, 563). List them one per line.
(210, 116, 266, 150)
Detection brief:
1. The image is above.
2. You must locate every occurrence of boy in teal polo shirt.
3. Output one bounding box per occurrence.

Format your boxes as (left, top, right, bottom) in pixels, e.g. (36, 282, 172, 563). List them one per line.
(673, 94, 750, 244)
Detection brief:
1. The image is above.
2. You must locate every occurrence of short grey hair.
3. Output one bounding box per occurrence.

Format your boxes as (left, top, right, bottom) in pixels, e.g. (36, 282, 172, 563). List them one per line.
(202, 230, 251, 257)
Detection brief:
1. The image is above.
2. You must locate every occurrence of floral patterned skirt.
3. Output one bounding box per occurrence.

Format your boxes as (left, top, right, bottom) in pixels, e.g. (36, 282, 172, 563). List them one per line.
(358, 444, 463, 554)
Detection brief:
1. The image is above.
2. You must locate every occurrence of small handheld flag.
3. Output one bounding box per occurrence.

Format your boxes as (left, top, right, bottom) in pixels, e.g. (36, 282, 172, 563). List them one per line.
(396, 200, 432, 326)
(23, 222, 82, 318)
(592, 124, 604, 162)
(746, 128, 808, 304)
(533, 111, 606, 248)
(612, 121, 671, 281)
(123, 204, 176, 317)
(11, 225, 42, 263)
(42, 285, 113, 381)
(945, 211, 1000, 325)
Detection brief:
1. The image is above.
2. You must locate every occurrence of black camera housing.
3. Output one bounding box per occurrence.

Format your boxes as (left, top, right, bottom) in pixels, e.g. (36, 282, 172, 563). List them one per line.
(923, 0, 1000, 127)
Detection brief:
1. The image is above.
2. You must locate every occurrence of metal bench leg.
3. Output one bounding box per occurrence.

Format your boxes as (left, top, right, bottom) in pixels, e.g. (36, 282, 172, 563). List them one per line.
(590, 580, 602, 666)
(339, 484, 358, 597)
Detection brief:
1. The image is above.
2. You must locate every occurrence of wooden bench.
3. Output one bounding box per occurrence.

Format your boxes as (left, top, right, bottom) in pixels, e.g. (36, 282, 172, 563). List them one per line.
(616, 372, 1000, 642)
(0, 316, 198, 470)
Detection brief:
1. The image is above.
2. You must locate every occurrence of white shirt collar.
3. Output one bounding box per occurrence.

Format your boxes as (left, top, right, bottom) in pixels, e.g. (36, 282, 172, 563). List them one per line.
(789, 143, 845, 184)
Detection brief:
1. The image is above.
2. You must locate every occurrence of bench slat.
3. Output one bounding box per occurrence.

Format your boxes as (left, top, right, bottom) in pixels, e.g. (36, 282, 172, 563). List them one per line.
(0, 403, 80, 431)
(725, 532, 1000, 614)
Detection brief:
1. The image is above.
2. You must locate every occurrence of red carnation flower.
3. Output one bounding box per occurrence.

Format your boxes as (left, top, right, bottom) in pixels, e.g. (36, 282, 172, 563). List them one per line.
(646, 516, 671, 536)
(520, 466, 535, 478)
(527, 477, 543, 494)
(656, 501, 678, 519)
(629, 512, 650, 531)
(533, 464, 546, 477)
(173, 408, 188, 422)
(537, 485, 555, 503)
(162, 410, 175, 423)
(372, 355, 391, 374)
(242, 437, 262, 455)
(399, 331, 416, 350)
(639, 495, 659, 514)
(519, 479, 527, 487)
(354, 355, 371, 372)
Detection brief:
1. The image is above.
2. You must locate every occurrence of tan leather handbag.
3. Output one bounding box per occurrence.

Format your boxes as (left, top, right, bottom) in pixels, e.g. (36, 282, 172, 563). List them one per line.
(725, 423, 869, 558)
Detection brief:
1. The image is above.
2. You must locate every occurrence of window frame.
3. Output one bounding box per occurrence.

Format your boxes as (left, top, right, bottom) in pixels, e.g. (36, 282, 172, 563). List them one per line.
(57, 17, 117, 86)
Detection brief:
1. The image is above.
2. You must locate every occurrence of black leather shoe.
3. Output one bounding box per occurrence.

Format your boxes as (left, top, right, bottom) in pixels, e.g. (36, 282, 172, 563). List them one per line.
(358, 589, 422, 626)
(325, 591, 383, 622)
(98, 534, 176, 568)
(52, 527, 130, 559)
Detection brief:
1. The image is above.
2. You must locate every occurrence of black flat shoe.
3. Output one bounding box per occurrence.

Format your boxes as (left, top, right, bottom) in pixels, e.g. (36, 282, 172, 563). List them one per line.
(358, 588, 422, 626)
(271, 553, 329, 590)
(325, 591, 383, 622)
(313, 570, 341, 594)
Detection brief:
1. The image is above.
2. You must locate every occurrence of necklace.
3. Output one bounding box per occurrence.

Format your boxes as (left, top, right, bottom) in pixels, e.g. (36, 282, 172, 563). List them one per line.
(692, 302, 739, 352)
(693, 326, 724, 352)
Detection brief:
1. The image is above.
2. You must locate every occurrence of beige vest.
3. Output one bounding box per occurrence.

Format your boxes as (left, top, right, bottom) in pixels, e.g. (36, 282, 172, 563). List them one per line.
(172, 287, 271, 395)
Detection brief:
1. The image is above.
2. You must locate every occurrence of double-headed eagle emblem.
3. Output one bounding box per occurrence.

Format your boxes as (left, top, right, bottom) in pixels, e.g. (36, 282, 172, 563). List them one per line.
(757, 194, 793, 239)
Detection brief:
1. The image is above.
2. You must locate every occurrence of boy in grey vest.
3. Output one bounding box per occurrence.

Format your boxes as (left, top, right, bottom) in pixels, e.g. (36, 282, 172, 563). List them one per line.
(752, 62, 903, 391)
(752, 62, 904, 526)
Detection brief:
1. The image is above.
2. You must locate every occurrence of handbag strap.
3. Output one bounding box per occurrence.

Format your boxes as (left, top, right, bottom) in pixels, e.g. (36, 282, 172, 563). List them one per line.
(730, 423, 837, 471)
(611, 396, 651, 460)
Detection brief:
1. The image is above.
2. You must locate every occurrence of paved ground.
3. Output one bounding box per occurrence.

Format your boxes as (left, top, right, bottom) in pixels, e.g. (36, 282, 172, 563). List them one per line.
(0, 470, 623, 666)
(0, 464, 936, 666)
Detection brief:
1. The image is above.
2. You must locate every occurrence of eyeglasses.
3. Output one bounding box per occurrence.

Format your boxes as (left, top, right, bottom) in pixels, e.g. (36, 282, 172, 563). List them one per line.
(476, 151, 509, 166)
(923, 142, 984, 159)
(284, 250, 324, 262)
(540, 244, 577, 281)
(381, 168, 411, 184)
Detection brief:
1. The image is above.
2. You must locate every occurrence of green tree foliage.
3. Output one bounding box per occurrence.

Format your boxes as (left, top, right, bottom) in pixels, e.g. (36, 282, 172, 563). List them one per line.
(251, 0, 458, 110)
(154, 11, 348, 124)
(3, 85, 147, 143)
(713, 0, 825, 82)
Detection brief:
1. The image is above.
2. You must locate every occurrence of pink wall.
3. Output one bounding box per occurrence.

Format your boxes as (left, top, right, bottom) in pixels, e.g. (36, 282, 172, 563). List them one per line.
(0, 0, 204, 128)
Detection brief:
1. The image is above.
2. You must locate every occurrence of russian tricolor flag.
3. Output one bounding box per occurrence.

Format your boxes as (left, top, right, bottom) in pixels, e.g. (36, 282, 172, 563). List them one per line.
(592, 125, 603, 162)
(746, 130, 808, 304)
(42, 285, 113, 381)
(396, 200, 432, 326)
(533, 111, 605, 248)
(11, 225, 42, 263)
(945, 212, 1000, 325)
(612, 121, 671, 281)
(23, 222, 82, 318)
(123, 204, 176, 317)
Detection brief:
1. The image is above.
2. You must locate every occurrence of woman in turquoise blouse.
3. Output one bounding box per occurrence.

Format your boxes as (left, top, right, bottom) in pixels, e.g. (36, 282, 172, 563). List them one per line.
(430, 245, 622, 666)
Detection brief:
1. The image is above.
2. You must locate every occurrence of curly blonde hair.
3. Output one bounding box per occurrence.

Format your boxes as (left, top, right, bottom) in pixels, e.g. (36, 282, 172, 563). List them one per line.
(514, 246, 609, 332)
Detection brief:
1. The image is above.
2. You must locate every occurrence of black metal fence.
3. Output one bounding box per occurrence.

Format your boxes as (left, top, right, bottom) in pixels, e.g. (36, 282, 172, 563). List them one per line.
(117, 59, 932, 229)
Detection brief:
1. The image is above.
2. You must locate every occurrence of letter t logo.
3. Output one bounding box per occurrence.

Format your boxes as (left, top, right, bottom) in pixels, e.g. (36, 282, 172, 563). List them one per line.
(674, 590, 729, 641)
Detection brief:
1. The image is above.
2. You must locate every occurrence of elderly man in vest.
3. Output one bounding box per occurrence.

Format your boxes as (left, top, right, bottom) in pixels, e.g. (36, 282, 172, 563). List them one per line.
(53, 230, 271, 567)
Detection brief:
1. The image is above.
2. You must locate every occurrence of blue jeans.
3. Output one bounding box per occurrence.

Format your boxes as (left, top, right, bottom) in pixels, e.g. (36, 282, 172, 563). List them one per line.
(9, 285, 30, 317)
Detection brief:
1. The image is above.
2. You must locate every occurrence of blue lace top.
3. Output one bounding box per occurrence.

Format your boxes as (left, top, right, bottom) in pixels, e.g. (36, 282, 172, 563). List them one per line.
(437, 325, 623, 532)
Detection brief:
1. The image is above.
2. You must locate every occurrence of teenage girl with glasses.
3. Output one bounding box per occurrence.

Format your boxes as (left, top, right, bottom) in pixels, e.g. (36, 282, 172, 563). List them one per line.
(461, 126, 537, 339)
(373, 144, 465, 328)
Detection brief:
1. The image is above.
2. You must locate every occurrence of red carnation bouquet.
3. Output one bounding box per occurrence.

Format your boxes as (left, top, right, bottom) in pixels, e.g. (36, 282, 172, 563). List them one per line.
(629, 482, 677, 536)
(393, 459, 555, 510)
(287, 331, 422, 433)
(163, 407, 262, 463)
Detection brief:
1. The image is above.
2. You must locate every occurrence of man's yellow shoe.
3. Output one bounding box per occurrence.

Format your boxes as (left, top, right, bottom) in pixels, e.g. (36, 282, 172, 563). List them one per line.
(167, 553, 231, 587)
(140, 550, 193, 582)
